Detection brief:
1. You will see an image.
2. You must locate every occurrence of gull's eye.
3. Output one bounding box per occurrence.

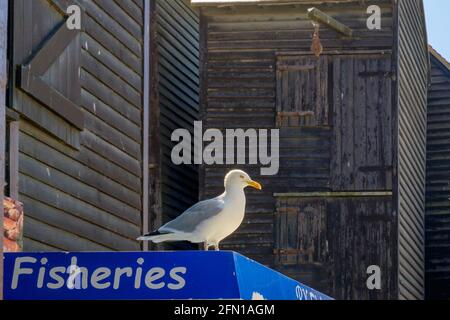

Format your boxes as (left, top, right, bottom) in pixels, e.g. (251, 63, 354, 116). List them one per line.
(240, 175, 244, 179)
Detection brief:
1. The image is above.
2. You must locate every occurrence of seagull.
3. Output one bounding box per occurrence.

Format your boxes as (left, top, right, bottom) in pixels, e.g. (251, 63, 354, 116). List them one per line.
(137, 169, 262, 251)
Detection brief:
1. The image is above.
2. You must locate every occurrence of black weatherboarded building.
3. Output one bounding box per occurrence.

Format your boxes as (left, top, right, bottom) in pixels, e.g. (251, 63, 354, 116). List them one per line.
(193, 0, 429, 299)
(0, 0, 436, 300)
(4, 0, 200, 252)
(426, 46, 450, 300)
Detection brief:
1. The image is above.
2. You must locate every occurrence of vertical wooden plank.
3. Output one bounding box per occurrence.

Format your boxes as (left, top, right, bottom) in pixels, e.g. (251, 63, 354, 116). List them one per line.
(198, 8, 208, 199)
(68, 32, 81, 106)
(354, 57, 367, 190)
(281, 70, 289, 111)
(294, 67, 300, 113)
(366, 58, 380, 187)
(342, 57, 354, 189)
(9, 121, 20, 199)
(305, 57, 311, 125)
(314, 57, 321, 125)
(298, 65, 305, 115)
(276, 69, 282, 118)
(382, 57, 393, 190)
(331, 56, 342, 188)
(0, 0, 9, 300)
(142, 0, 150, 251)
(391, 2, 400, 301)
(148, 0, 162, 250)
(318, 56, 328, 125)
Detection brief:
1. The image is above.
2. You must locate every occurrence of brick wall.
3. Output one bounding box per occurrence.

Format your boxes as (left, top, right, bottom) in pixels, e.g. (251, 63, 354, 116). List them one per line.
(3, 197, 23, 252)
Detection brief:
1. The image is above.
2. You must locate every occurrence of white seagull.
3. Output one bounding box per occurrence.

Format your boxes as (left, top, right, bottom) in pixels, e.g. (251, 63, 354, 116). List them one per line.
(137, 169, 262, 251)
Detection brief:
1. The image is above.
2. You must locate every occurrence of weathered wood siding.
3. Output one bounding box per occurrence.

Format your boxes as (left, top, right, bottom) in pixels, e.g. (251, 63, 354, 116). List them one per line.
(272, 52, 396, 300)
(0, 0, 8, 299)
(10, 0, 144, 251)
(155, 0, 200, 226)
(397, 0, 428, 300)
(197, 0, 398, 297)
(425, 49, 450, 300)
(275, 195, 396, 299)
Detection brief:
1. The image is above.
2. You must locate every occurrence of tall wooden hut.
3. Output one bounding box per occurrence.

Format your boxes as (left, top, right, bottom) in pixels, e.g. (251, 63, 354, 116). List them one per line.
(150, 0, 200, 248)
(3, 0, 199, 252)
(425, 46, 450, 300)
(193, 0, 429, 299)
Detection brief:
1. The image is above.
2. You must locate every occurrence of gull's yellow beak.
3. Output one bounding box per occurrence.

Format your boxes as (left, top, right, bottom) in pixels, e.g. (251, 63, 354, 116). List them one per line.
(246, 180, 262, 190)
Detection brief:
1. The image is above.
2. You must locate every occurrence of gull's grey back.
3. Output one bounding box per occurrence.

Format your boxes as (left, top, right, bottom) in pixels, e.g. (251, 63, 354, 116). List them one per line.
(160, 196, 225, 233)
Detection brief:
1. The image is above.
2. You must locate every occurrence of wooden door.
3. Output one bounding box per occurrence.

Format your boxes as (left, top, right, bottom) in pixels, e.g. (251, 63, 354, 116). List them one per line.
(275, 55, 332, 192)
(326, 197, 396, 300)
(331, 54, 393, 191)
(274, 195, 396, 299)
(274, 197, 330, 293)
(273, 53, 396, 299)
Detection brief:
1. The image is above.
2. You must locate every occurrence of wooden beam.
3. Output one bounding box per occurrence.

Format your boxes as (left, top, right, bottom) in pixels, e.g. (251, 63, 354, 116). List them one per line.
(307, 7, 353, 37)
(19, 67, 84, 130)
(24, 20, 78, 76)
(0, 0, 8, 301)
(5, 107, 19, 121)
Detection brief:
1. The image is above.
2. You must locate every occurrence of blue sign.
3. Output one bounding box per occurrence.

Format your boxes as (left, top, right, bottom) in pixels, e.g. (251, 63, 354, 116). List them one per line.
(3, 251, 332, 300)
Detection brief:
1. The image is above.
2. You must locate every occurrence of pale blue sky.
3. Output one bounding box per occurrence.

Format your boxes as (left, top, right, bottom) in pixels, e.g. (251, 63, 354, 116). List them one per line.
(424, 0, 450, 61)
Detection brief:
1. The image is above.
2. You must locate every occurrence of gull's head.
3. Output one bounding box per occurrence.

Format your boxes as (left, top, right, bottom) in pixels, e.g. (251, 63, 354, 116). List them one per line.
(224, 170, 262, 191)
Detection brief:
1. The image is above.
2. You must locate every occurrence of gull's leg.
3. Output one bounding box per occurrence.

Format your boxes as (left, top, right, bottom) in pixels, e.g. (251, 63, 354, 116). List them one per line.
(214, 243, 220, 251)
(203, 242, 209, 251)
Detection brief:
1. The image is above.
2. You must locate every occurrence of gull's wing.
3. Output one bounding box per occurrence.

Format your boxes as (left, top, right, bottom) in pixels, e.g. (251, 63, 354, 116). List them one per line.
(159, 196, 225, 233)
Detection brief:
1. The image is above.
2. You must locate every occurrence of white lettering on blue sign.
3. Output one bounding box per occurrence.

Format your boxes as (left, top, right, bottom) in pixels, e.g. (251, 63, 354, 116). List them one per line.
(295, 285, 324, 301)
(11, 256, 187, 291)
(4, 252, 333, 300)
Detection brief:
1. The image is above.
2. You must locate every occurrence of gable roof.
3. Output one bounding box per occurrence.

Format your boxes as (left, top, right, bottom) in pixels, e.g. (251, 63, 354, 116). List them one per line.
(429, 45, 450, 72)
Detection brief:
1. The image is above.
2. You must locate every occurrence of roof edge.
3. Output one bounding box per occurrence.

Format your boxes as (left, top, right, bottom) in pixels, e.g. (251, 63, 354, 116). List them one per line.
(191, 0, 357, 7)
(429, 45, 450, 72)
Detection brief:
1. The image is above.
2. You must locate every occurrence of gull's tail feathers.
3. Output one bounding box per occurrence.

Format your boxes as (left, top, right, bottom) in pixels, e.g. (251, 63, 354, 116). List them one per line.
(137, 231, 187, 243)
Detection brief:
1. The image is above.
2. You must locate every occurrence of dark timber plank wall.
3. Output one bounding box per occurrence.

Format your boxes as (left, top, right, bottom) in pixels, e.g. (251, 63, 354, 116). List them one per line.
(0, 0, 7, 299)
(197, 0, 396, 273)
(11, 0, 144, 251)
(425, 48, 450, 300)
(155, 0, 200, 225)
(397, 0, 429, 300)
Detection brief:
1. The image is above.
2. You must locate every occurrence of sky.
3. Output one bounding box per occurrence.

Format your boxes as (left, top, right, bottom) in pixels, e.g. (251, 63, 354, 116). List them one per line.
(424, 0, 450, 61)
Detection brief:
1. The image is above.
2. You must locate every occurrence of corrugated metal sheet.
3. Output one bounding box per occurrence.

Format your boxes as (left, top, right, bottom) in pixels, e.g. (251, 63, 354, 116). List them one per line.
(397, 0, 429, 300)
(425, 48, 450, 300)
(156, 0, 200, 224)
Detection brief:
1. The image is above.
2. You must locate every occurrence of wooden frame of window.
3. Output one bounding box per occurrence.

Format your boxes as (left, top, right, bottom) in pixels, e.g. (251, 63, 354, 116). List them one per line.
(0, 0, 8, 301)
(5, 108, 19, 199)
(11, 0, 84, 149)
(276, 55, 329, 127)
